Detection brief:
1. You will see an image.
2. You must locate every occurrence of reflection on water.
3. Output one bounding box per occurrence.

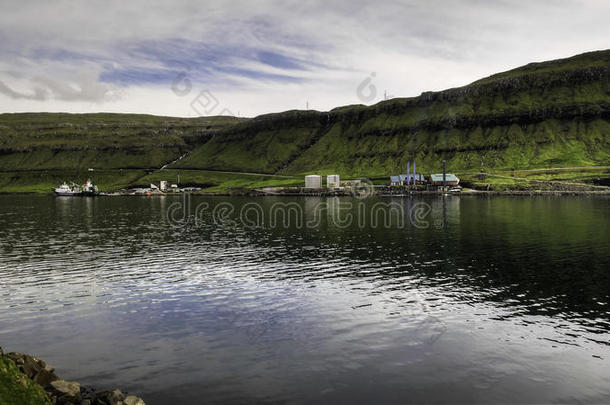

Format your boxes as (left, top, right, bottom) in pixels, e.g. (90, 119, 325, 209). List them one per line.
(0, 195, 609, 404)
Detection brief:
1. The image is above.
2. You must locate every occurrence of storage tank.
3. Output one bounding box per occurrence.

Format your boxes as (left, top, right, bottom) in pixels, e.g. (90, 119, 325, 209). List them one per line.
(327, 175, 340, 188)
(305, 175, 322, 188)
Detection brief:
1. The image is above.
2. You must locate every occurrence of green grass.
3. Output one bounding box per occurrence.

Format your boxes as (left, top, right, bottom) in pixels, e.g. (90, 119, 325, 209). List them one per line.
(173, 110, 325, 173)
(172, 50, 610, 178)
(459, 166, 610, 191)
(139, 169, 302, 193)
(0, 170, 149, 193)
(0, 113, 244, 171)
(0, 50, 609, 192)
(0, 357, 51, 405)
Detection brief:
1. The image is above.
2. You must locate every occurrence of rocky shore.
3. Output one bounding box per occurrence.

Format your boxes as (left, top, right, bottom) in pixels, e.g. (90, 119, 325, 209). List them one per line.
(0, 347, 145, 405)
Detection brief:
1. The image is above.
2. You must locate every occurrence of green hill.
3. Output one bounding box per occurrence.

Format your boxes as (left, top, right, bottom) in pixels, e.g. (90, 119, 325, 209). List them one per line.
(174, 50, 610, 178)
(1, 50, 609, 192)
(0, 113, 243, 170)
(0, 113, 244, 192)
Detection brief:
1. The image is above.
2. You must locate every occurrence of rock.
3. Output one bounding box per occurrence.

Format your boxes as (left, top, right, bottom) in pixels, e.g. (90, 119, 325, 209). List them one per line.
(2, 351, 145, 405)
(7, 353, 26, 365)
(34, 367, 59, 387)
(51, 379, 81, 399)
(124, 396, 146, 405)
(22, 354, 43, 378)
(93, 389, 124, 405)
(80, 385, 97, 401)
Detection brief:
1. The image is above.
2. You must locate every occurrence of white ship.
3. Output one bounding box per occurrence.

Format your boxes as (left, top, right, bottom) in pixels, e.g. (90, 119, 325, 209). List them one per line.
(54, 182, 82, 196)
(53, 179, 98, 196)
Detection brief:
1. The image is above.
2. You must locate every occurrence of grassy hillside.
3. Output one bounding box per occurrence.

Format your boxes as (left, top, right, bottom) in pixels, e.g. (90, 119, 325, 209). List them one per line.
(0, 113, 244, 192)
(0, 50, 609, 193)
(174, 50, 610, 178)
(0, 113, 243, 170)
(173, 110, 329, 173)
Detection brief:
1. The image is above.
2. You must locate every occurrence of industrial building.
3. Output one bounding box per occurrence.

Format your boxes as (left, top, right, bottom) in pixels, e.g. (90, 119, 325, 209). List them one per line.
(327, 175, 340, 188)
(305, 175, 322, 188)
(390, 173, 425, 186)
(390, 160, 424, 186)
(429, 174, 460, 187)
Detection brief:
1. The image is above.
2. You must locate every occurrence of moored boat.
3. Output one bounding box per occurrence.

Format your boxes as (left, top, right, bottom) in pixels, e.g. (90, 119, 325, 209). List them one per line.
(81, 179, 100, 196)
(54, 182, 82, 196)
(54, 179, 99, 196)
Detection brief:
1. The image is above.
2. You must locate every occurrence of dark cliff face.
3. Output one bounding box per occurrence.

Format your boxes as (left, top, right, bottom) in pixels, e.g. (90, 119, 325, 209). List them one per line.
(175, 50, 610, 175)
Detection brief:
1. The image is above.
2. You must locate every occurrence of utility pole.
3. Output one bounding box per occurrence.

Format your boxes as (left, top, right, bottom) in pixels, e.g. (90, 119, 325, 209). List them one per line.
(442, 160, 446, 189)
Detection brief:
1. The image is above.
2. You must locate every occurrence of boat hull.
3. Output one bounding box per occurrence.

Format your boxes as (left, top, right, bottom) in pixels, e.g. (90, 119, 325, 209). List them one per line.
(54, 190, 82, 196)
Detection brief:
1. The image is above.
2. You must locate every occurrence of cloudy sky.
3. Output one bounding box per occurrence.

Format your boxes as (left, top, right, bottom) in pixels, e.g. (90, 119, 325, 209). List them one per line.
(1, 0, 609, 117)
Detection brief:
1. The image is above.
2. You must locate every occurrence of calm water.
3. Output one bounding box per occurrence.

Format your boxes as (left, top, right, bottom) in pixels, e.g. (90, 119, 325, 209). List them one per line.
(0, 195, 609, 404)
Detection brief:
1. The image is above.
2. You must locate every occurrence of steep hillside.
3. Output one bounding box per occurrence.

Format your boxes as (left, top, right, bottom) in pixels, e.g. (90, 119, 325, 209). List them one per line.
(174, 110, 330, 173)
(1, 50, 609, 193)
(174, 50, 610, 177)
(0, 113, 243, 170)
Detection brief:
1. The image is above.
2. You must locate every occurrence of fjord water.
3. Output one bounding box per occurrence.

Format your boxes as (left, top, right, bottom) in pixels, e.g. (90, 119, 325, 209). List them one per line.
(0, 195, 609, 404)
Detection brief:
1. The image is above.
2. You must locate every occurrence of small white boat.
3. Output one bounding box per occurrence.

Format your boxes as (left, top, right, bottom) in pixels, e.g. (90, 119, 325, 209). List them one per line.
(54, 182, 82, 196)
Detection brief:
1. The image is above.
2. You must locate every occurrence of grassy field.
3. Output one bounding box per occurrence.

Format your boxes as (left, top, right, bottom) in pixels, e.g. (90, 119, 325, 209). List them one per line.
(139, 169, 302, 193)
(458, 166, 610, 191)
(0, 169, 149, 193)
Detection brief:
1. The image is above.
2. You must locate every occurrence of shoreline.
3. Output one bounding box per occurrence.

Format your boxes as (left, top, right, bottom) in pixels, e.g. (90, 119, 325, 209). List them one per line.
(0, 348, 145, 405)
(1, 189, 610, 197)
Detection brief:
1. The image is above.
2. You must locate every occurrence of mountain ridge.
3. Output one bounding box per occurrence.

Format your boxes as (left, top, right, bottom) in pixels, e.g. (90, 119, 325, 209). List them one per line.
(0, 49, 609, 192)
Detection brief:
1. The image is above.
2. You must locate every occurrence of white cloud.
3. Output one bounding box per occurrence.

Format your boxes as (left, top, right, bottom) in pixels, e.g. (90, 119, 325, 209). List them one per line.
(0, 0, 608, 117)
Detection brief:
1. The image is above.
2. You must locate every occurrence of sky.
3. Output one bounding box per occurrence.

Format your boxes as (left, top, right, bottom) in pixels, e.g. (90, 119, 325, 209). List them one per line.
(0, 0, 609, 117)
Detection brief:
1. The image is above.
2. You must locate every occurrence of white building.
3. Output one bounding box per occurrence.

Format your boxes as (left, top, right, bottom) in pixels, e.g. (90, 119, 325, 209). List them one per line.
(305, 175, 322, 188)
(327, 174, 340, 188)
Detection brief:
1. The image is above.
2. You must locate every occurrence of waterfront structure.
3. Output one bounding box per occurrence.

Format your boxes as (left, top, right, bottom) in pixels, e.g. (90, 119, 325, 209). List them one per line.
(430, 174, 460, 186)
(327, 175, 340, 188)
(159, 181, 168, 191)
(390, 174, 425, 185)
(305, 175, 322, 188)
(405, 174, 425, 184)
